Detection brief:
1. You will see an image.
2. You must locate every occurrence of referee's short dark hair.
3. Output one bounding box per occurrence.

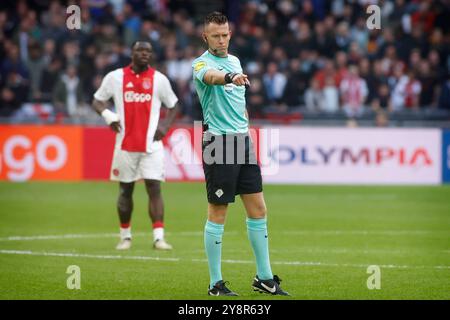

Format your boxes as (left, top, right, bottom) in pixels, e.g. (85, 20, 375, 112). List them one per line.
(204, 11, 228, 26)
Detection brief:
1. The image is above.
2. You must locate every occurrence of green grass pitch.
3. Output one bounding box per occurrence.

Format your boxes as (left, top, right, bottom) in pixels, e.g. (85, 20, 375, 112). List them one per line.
(0, 181, 449, 300)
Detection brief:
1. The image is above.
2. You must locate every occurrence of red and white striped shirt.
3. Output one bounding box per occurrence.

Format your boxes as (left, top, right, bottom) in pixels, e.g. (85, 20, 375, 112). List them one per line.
(340, 75, 368, 110)
(94, 65, 178, 153)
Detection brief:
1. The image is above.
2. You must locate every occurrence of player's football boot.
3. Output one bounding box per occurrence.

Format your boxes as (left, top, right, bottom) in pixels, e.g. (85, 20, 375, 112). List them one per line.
(208, 280, 239, 296)
(252, 275, 290, 296)
(153, 238, 173, 250)
(116, 238, 132, 250)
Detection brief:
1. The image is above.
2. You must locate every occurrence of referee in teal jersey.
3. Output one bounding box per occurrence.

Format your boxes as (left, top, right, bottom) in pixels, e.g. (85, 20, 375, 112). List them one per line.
(192, 12, 289, 297)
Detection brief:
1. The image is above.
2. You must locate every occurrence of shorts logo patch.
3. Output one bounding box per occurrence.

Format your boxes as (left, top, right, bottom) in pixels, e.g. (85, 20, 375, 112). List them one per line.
(113, 169, 120, 176)
(215, 189, 224, 198)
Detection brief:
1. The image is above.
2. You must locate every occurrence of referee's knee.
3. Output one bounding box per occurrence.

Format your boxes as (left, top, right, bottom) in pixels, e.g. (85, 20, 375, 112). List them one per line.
(249, 204, 267, 219)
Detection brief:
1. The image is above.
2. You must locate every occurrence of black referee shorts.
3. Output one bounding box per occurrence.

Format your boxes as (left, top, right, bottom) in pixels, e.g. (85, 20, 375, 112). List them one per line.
(202, 131, 263, 204)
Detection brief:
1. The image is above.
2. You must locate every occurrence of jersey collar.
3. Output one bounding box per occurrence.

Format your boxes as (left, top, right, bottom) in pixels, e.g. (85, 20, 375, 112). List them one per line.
(129, 64, 150, 75)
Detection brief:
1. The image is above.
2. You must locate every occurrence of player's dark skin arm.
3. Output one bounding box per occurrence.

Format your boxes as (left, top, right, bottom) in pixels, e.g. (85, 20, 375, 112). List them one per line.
(92, 99, 121, 133)
(154, 103, 180, 141)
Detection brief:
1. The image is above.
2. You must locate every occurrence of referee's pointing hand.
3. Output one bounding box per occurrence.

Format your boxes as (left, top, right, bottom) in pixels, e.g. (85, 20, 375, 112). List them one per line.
(232, 73, 250, 87)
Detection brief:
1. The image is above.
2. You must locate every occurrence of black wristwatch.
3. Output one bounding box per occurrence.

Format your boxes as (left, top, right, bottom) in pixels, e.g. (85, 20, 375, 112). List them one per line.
(224, 72, 238, 84)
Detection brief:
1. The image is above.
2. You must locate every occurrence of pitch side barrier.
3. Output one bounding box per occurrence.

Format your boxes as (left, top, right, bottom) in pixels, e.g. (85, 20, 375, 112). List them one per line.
(0, 124, 448, 184)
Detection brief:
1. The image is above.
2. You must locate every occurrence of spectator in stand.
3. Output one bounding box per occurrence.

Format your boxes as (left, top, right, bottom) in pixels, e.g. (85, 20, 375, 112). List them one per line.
(340, 64, 368, 117)
(392, 69, 422, 111)
(335, 21, 352, 52)
(52, 64, 86, 119)
(0, 0, 447, 123)
(388, 62, 406, 96)
(371, 83, 393, 112)
(263, 62, 287, 110)
(311, 21, 336, 58)
(334, 51, 348, 87)
(403, 70, 422, 110)
(1, 80, 21, 117)
(40, 57, 62, 102)
(1, 42, 29, 81)
(350, 16, 369, 53)
(246, 78, 268, 119)
(322, 77, 339, 113)
(304, 78, 323, 112)
(313, 59, 337, 89)
(283, 58, 308, 107)
(358, 58, 372, 94)
(418, 60, 438, 108)
(0, 71, 29, 116)
(25, 41, 45, 101)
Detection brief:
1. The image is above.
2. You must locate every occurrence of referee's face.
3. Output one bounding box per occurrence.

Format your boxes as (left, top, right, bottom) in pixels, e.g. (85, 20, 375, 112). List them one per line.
(203, 22, 231, 57)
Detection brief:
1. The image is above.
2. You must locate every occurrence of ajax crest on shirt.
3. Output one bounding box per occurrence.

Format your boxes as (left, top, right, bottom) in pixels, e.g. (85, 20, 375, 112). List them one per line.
(143, 78, 152, 90)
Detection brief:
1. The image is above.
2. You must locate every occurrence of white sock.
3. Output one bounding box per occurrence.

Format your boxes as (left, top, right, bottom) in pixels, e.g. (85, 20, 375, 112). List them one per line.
(153, 227, 164, 242)
(120, 227, 131, 240)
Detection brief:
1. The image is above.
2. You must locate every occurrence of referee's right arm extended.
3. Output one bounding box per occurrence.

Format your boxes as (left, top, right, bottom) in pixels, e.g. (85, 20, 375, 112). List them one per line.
(203, 69, 250, 86)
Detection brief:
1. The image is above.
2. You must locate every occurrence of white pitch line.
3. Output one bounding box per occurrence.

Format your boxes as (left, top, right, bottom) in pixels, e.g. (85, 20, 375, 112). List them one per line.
(0, 233, 120, 241)
(280, 230, 444, 236)
(0, 249, 449, 270)
(0, 230, 443, 242)
(0, 250, 179, 262)
(189, 247, 450, 255)
(0, 231, 215, 241)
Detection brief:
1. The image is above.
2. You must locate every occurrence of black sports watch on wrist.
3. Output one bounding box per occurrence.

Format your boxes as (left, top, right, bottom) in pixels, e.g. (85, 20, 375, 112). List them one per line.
(224, 72, 238, 84)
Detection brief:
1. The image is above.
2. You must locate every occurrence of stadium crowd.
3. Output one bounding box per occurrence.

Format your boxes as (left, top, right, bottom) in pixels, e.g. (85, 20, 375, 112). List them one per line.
(0, 0, 449, 124)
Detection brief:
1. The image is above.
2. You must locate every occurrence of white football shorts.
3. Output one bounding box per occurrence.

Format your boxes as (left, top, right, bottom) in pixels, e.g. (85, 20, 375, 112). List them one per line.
(110, 143, 165, 182)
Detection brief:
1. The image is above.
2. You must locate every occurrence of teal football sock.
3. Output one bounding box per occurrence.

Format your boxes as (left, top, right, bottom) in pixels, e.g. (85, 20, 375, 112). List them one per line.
(204, 220, 224, 289)
(246, 217, 273, 280)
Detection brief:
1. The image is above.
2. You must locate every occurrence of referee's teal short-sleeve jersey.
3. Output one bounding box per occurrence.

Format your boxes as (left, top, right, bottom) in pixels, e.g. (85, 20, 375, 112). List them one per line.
(192, 50, 248, 135)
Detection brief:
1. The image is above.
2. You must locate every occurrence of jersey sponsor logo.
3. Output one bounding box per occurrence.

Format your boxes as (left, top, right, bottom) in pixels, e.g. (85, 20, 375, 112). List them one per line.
(224, 83, 235, 92)
(271, 145, 433, 166)
(0, 126, 83, 181)
(124, 91, 152, 103)
(194, 61, 206, 72)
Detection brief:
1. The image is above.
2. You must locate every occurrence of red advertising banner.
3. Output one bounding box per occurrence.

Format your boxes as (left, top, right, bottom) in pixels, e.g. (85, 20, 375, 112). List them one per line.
(82, 127, 115, 180)
(0, 125, 83, 181)
(0, 124, 260, 182)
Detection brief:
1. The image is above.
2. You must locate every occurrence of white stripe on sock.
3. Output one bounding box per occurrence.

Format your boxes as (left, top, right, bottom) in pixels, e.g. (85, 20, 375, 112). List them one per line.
(120, 227, 131, 240)
(153, 227, 164, 242)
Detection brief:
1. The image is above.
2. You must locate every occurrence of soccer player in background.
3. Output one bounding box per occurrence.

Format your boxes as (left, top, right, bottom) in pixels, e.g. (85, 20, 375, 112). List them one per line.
(92, 41, 179, 250)
(192, 12, 289, 296)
